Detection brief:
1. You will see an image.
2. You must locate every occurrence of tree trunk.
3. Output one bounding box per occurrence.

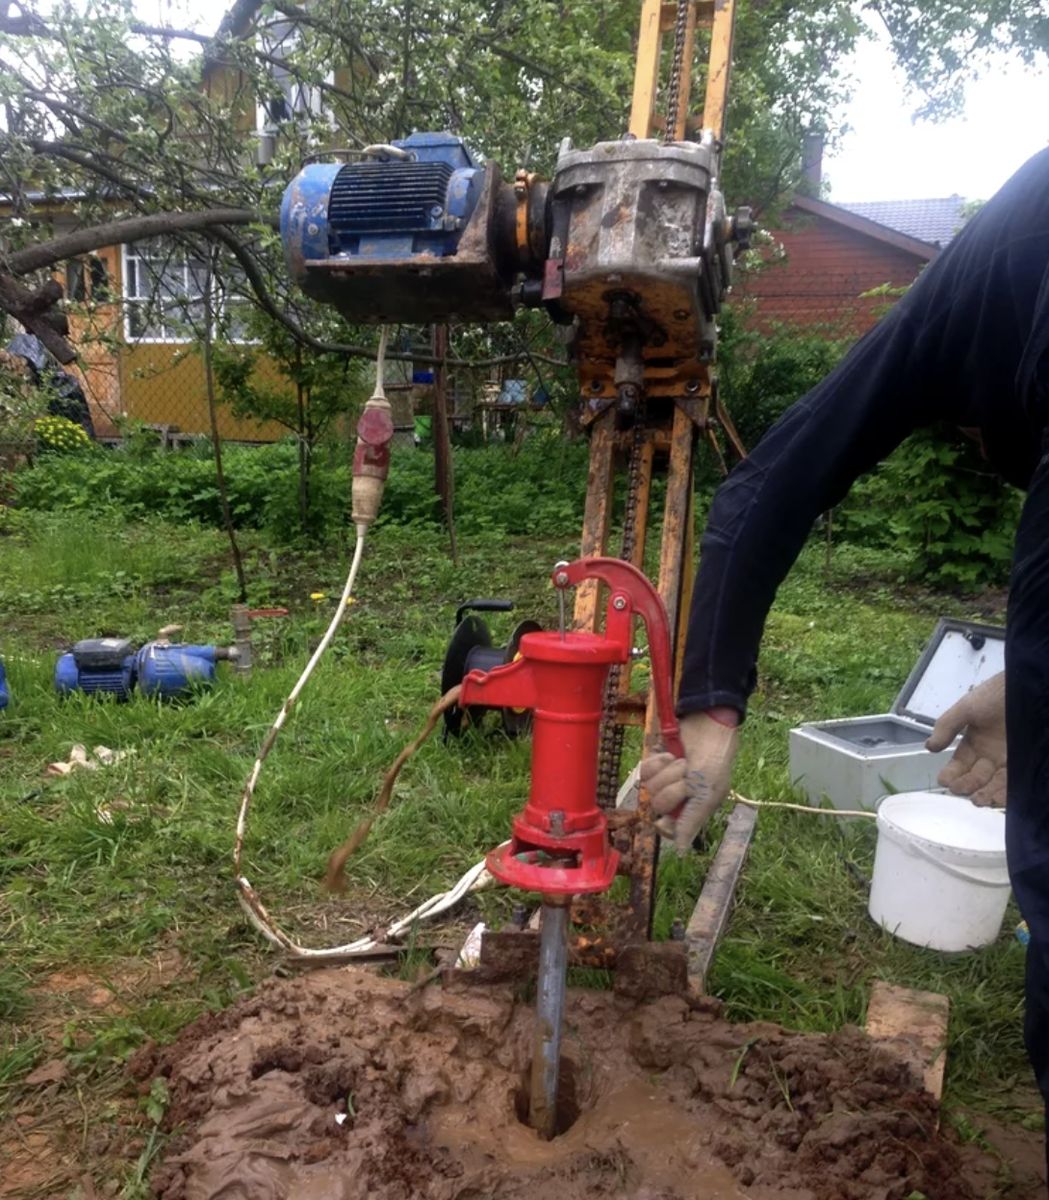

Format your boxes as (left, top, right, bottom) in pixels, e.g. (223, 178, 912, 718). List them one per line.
(203, 257, 247, 601)
(296, 350, 309, 535)
(432, 324, 457, 566)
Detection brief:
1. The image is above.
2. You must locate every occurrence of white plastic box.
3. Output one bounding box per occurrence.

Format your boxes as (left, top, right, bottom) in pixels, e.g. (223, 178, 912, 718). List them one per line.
(788, 618, 1005, 812)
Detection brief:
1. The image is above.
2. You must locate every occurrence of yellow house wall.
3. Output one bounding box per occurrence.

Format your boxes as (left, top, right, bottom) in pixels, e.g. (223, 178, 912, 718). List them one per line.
(107, 242, 288, 441)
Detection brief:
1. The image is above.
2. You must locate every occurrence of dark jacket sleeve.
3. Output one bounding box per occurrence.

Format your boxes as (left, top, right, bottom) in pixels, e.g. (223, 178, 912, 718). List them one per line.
(677, 299, 951, 718)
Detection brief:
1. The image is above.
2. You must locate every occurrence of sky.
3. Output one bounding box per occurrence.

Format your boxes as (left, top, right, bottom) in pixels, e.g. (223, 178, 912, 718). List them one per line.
(823, 27, 1049, 205)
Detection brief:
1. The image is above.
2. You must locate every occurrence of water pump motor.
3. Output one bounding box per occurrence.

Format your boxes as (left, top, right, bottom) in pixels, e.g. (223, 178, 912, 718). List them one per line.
(54, 638, 236, 700)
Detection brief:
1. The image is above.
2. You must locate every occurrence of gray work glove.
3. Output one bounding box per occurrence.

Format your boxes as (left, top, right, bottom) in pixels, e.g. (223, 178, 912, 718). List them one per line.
(925, 672, 1007, 807)
(639, 710, 740, 853)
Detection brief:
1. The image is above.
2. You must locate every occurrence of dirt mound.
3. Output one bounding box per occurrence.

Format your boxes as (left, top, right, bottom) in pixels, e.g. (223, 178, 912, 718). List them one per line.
(129, 970, 975, 1200)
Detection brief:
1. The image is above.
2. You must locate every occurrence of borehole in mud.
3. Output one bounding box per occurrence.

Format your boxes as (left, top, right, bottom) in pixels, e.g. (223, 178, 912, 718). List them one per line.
(138, 972, 989, 1200)
(513, 1058, 582, 1136)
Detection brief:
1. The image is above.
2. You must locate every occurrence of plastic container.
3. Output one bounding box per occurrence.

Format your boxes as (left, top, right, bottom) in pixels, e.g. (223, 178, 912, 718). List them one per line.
(869, 791, 1010, 952)
(790, 618, 1005, 811)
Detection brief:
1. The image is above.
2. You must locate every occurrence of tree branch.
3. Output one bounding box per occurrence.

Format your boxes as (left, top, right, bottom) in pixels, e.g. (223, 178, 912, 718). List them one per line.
(4, 209, 271, 276)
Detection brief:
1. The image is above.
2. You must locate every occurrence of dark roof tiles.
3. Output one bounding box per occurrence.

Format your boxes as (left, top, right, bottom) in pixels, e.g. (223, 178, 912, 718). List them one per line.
(836, 196, 967, 248)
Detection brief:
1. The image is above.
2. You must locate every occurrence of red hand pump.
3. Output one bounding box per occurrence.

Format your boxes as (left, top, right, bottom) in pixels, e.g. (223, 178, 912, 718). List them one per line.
(458, 556, 683, 896)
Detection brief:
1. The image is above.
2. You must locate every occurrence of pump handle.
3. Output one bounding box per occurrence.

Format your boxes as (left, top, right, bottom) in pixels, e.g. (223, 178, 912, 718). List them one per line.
(455, 599, 515, 627)
(553, 558, 684, 758)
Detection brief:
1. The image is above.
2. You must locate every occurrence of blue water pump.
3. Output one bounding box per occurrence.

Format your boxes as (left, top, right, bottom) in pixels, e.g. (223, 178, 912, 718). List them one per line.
(54, 637, 237, 700)
(281, 131, 537, 325)
(0, 658, 9, 711)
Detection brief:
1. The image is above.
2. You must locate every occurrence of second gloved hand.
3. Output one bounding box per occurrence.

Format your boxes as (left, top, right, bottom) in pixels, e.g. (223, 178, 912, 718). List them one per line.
(925, 672, 1007, 807)
(639, 709, 740, 853)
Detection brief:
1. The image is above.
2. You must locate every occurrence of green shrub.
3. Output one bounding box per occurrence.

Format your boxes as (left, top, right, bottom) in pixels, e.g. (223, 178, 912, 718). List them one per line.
(717, 304, 852, 448)
(33, 414, 94, 455)
(838, 427, 1021, 588)
(12, 434, 592, 542)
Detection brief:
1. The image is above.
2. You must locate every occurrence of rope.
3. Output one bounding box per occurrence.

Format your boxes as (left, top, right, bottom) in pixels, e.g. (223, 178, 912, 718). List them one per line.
(730, 790, 876, 820)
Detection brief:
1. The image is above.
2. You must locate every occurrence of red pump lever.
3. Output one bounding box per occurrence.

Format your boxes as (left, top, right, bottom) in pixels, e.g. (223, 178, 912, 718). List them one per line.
(554, 557, 684, 759)
(461, 557, 683, 898)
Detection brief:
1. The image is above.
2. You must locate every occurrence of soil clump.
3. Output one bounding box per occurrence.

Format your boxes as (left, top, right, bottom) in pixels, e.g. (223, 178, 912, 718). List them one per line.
(129, 970, 979, 1200)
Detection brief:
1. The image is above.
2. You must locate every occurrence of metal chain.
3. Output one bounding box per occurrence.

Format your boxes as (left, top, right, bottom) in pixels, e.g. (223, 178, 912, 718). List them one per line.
(663, 0, 691, 145)
(596, 412, 647, 807)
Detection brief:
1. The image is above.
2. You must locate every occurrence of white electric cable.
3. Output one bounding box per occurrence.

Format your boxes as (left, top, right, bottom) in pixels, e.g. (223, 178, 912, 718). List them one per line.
(232, 322, 502, 961)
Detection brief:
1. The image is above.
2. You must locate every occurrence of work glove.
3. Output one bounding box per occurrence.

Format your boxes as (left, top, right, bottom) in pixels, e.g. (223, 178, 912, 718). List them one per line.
(924, 672, 1007, 807)
(639, 710, 740, 853)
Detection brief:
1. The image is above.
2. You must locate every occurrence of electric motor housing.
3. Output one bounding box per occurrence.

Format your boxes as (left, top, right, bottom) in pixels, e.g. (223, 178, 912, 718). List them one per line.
(55, 638, 135, 698)
(281, 132, 520, 324)
(136, 644, 220, 698)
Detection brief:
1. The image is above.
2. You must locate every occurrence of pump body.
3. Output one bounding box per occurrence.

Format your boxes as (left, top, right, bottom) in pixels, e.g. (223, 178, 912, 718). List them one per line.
(0, 658, 8, 711)
(55, 638, 234, 700)
(458, 557, 684, 898)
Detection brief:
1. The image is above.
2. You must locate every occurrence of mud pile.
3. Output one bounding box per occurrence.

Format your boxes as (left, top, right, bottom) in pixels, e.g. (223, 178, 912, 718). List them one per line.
(130, 970, 974, 1200)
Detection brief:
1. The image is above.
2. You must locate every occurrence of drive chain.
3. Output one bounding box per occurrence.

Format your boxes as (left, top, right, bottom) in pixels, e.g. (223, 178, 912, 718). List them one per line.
(596, 413, 647, 807)
(663, 0, 691, 144)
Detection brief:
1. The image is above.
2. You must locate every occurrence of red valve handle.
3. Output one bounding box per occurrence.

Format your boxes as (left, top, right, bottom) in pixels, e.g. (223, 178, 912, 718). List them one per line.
(553, 558, 684, 759)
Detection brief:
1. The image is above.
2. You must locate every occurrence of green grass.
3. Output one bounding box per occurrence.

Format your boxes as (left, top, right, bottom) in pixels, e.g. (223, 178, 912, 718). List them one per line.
(0, 508, 1033, 1191)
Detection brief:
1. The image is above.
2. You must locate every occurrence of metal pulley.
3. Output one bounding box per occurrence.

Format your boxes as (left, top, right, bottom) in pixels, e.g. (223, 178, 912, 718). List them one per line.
(440, 600, 541, 738)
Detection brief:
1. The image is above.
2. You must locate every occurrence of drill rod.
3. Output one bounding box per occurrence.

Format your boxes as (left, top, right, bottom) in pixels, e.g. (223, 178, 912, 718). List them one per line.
(529, 898, 570, 1139)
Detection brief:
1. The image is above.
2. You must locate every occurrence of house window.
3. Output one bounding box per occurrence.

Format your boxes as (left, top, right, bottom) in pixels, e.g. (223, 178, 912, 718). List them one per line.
(66, 258, 86, 303)
(124, 242, 207, 343)
(122, 242, 256, 344)
(65, 257, 110, 304)
(255, 19, 333, 154)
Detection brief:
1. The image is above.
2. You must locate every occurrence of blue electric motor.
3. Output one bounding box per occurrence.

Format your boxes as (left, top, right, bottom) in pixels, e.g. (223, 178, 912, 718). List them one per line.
(0, 658, 9, 711)
(55, 638, 234, 700)
(281, 131, 526, 325)
(55, 638, 136, 698)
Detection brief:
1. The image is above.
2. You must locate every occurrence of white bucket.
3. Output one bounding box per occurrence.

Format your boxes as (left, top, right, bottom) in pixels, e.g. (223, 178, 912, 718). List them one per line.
(869, 791, 1010, 952)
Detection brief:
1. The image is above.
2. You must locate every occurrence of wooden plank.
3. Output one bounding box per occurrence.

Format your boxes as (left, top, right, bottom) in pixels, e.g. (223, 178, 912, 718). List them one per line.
(701, 0, 736, 141)
(686, 801, 758, 996)
(865, 980, 950, 1102)
(629, 0, 664, 139)
(573, 411, 616, 634)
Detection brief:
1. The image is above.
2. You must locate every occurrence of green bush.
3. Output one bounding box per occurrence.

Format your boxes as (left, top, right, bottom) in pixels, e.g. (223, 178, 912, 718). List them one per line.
(838, 427, 1022, 588)
(11, 435, 592, 541)
(717, 304, 852, 448)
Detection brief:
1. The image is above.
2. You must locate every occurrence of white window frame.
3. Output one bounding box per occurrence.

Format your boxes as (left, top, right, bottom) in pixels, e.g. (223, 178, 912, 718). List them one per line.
(122, 242, 258, 346)
(122, 241, 207, 345)
(255, 20, 335, 144)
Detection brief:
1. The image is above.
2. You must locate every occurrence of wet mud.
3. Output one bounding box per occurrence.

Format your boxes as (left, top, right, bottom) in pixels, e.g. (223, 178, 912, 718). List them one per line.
(130, 970, 979, 1200)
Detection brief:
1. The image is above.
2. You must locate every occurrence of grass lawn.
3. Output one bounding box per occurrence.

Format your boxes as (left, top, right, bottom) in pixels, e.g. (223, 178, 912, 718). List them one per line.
(0, 503, 1038, 1196)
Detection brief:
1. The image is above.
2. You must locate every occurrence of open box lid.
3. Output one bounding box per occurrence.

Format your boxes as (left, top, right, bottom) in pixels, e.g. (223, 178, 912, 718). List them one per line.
(893, 618, 1005, 727)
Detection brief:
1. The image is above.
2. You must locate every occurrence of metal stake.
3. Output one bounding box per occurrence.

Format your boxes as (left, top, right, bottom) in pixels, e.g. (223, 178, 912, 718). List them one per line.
(529, 898, 569, 1139)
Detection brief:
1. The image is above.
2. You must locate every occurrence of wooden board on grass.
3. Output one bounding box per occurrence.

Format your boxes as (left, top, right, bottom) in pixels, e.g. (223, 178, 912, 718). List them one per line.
(686, 801, 759, 997)
(865, 979, 950, 1102)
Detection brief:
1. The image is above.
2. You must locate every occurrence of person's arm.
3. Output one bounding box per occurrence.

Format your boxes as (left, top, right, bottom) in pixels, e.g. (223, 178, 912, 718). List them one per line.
(644, 303, 951, 850)
(678, 300, 949, 719)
